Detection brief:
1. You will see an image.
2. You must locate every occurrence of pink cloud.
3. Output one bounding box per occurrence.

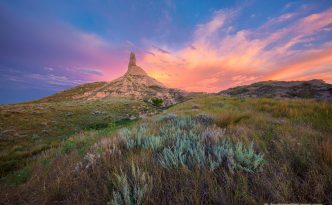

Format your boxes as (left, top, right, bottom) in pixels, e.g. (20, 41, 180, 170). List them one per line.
(140, 7, 332, 92)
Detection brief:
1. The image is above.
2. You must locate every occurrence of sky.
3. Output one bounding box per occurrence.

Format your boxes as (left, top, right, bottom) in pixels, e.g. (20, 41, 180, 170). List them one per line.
(0, 0, 332, 104)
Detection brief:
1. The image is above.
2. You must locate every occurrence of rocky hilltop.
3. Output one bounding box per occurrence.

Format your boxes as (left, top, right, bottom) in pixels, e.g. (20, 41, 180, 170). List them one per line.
(39, 52, 187, 106)
(219, 79, 332, 100)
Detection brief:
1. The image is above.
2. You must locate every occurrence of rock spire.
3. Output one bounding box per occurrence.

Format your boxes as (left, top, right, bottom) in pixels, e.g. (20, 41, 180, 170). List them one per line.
(126, 52, 148, 76)
(128, 52, 136, 67)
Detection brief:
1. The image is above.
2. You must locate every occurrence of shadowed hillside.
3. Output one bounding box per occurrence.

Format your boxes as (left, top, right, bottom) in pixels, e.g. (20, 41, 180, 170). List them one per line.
(219, 79, 332, 100)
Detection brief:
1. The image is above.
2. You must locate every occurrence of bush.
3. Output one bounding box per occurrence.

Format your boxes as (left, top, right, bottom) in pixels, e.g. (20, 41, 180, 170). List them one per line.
(158, 135, 264, 172)
(233, 143, 265, 173)
(195, 113, 214, 125)
(120, 116, 264, 173)
(109, 163, 153, 205)
(61, 140, 77, 154)
(151, 97, 163, 107)
(142, 136, 163, 150)
(158, 113, 177, 121)
(120, 127, 164, 150)
(121, 117, 264, 173)
(159, 136, 205, 169)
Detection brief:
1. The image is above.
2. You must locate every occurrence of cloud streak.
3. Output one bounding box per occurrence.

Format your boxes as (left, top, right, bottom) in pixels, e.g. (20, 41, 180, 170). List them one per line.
(0, 68, 86, 87)
(80, 68, 104, 76)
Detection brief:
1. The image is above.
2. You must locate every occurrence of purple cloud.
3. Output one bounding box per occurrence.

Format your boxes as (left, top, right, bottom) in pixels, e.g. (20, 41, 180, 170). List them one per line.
(80, 68, 104, 76)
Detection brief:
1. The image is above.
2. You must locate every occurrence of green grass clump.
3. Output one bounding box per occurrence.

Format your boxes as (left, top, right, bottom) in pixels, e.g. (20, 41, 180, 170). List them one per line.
(0, 166, 32, 186)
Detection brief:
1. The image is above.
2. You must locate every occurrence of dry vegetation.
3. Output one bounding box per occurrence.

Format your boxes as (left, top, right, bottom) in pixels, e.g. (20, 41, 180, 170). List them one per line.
(0, 98, 158, 178)
(1, 95, 332, 204)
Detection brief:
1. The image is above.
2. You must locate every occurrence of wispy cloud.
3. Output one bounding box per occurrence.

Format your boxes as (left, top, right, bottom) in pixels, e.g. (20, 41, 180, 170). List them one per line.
(43, 67, 54, 71)
(80, 68, 104, 76)
(141, 6, 332, 92)
(1, 68, 86, 89)
(152, 46, 171, 54)
(27, 73, 86, 86)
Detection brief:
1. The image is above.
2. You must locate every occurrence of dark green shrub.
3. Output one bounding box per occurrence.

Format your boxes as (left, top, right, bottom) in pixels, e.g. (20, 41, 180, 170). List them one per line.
(151, 98, 163, 107)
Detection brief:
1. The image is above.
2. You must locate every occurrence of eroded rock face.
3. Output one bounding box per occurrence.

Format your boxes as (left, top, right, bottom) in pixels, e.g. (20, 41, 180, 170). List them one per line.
(73, 52, 187, 106)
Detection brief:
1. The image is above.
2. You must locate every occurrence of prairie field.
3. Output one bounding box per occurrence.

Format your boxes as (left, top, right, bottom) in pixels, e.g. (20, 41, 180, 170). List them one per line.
(0, 98, 158, 178)
(1, 95, 332, 204)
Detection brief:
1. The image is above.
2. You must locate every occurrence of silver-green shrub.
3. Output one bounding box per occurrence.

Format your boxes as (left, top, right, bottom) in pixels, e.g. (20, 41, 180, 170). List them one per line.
(159, 136, 205, 169)
(120, 127, 164, 151)
(142, 136, 163, 150)
(109, 163, 153, 205)
(232, 143, 265, 173)
(120, 117, 264, 173)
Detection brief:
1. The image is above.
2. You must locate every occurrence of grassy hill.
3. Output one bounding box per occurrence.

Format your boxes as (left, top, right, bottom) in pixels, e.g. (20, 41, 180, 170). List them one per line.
(0, 98, 159, 177)
(33, 81, 108, 103)
(1, 95, 331, 204)
(219, 79, 332, 100)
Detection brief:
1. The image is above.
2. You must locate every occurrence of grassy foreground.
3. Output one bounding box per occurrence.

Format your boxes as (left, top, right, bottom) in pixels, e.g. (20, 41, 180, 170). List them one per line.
(1, 95, 332, 204)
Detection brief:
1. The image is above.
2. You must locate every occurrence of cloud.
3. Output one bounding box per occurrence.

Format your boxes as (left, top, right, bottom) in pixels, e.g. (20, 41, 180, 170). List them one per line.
(80, 68, 104, 76)
(27, 73, 86, 86)
(283, 2, 295, 11)
(189, 45, 196, 50)
(0, 67, 86, 90)
(145, 51, 156, 56)
(43, 67, 54, 71)
(152, 46, 171, 54)
(126, 40, 135, 47)
(1, 2, 331, 96)
(0, 4, 128, 82)
(140, 6, 332, 92)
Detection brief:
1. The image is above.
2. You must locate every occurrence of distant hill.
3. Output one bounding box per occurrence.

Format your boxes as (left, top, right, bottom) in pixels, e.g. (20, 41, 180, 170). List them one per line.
(219, 79, 332, 100)
(36, 52, 187, 106)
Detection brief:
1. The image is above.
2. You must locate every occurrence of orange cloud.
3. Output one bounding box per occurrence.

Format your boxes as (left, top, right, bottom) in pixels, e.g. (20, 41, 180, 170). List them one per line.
(267, 46, 332, 80)
(140, 7, 332, 92)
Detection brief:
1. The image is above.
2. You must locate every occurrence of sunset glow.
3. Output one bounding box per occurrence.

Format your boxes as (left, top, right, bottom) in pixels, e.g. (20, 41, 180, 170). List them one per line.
(0, 0, 332, 103)
(141, 7, 332, 92)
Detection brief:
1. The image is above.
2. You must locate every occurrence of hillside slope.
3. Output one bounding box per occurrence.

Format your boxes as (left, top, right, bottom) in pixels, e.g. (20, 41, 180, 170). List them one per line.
(219, 79, 332, 100)
(37, 53, 187, 106)
(0, 98, 159, 177)
(0, 52, 191, 180)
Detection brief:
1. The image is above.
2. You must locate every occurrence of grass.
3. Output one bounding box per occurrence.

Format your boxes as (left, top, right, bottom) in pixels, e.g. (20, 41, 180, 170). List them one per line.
(1, 95, 332, 204)
(0, 98, 158, 177)
(109, 162, 153, 205)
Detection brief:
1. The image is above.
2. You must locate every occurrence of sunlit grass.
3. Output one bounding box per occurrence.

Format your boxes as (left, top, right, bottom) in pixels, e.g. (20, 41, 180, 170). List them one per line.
(1, 95, 332, 204)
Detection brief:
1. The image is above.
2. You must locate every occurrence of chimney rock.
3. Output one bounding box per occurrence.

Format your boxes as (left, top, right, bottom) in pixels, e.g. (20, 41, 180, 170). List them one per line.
(128, 52, 136, 67)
